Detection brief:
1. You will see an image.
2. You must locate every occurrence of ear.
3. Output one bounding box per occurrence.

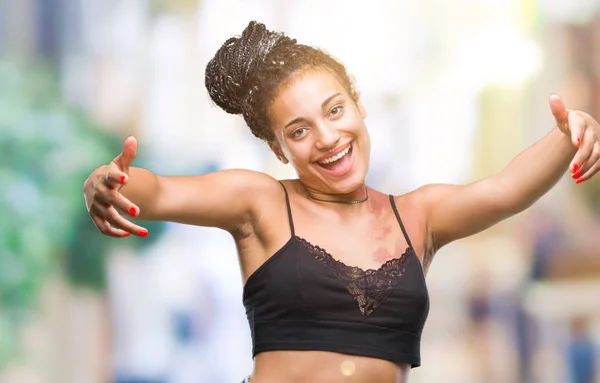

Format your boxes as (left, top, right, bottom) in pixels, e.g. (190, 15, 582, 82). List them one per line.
(351, 89, 367, 119)
(268, 141, 289, 164)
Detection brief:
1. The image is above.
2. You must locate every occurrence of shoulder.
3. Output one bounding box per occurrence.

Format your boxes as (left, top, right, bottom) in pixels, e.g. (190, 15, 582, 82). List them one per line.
(390, 185, 433, 209)
(392, 183, 463, 236)
(272, 178, 314, 202)
(217, 169, 284, 198)
(221, 168, 280, 185)
(390, 188, 428, 224)
(228, 171, 290, 239)
(226, 169, 289, 204)
(407, 183, 456, 201)
(401, 183, 470, 215)
(391, 186, 440, 268)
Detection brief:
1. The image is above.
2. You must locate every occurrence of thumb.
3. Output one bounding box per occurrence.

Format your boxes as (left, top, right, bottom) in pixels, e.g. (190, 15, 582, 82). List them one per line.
(549, 94, 569, 124)
(112, 136, 138, 173)
(549, 94, 577, 144)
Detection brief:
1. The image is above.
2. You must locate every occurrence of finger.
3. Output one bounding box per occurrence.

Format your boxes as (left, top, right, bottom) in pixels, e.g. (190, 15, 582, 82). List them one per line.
(569, 117, 595, 172)
(93, 181, 119, 205)
(108, 191, 140, 218)
(102, 170, 129, 189)
(94, 181, 138, 216)
(549, 94, 580, 146)
(574, 161, 600, 185)
(97, 205, 148, 237)
(575, 141, 600, 176)
(90, 214, 131, 238)
(112, 136, 138, 173)
(566, 110, 586, 148)
(573, 142, 600, 184)
(549, 94, 569, 125)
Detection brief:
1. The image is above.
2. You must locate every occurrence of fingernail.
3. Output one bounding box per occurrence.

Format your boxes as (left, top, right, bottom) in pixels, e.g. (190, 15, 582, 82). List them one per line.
(572, 171, 581, 179)
(123, 233, 130, 237)
(129, 207, 137, 217)
(139, 229, 148, 237)
(120, 175, 126, 183)
(576, 178, 585, 184)
(571, 164, 579, 173)
(577, 137, 581, 146)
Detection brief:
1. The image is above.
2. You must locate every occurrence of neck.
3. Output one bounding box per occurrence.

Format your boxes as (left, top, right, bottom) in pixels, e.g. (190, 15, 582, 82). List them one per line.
(304, 184, 369, 205)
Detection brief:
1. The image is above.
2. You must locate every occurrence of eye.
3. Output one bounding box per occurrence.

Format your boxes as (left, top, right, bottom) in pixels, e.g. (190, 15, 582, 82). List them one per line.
(291, 127, 308, 139)
(328, 105, 343, 118)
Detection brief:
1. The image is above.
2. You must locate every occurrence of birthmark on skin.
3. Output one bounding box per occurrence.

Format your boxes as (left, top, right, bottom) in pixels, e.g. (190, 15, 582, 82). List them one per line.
(375, 225, 392, 240)
(372, 242, 405, 264)
(372, 247, 393, 264)
(369, 192, 387, 219)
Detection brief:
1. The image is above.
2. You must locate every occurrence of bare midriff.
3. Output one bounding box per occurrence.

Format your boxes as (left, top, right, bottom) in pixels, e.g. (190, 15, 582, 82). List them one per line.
(248, 350, 410, 383)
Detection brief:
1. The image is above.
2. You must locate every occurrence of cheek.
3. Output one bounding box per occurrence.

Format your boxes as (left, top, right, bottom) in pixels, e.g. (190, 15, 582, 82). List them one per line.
(285, 143, 313, 165)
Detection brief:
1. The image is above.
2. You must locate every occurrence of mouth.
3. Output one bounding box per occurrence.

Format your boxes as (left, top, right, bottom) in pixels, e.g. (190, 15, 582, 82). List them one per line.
(318, 142, 352, 164)
(315, 141, 355, 176)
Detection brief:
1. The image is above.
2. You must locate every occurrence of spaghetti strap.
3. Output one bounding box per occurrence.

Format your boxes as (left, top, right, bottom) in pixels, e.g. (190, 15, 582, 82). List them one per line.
(278, 181, 295, 237)
(389, 195, 414, 251)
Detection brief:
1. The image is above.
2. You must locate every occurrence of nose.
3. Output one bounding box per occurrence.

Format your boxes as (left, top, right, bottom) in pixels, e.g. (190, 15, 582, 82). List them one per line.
(314, 122, 340, 151)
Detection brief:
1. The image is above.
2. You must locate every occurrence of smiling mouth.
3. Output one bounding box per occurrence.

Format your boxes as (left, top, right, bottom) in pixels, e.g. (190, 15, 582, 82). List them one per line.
(317, 142, 353, 170)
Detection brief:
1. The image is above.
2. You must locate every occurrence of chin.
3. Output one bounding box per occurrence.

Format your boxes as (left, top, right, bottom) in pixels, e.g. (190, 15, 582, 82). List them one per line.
(320, 163, 368, 194)
(336, 172, 367, 194)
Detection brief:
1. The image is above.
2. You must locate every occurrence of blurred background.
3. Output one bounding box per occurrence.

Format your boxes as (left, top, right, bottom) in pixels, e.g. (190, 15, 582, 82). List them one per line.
(1, 0, 600, 382)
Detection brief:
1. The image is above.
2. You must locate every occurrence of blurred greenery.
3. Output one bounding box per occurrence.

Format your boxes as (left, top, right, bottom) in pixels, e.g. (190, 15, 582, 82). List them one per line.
(0, 58, 165, 367)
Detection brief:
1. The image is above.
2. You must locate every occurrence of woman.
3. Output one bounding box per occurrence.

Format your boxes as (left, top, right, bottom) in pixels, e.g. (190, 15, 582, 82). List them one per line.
(83, 21, 600, 383)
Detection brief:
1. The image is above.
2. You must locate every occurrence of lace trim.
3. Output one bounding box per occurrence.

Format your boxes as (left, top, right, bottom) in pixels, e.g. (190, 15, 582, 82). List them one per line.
(296, 236, 410, 316)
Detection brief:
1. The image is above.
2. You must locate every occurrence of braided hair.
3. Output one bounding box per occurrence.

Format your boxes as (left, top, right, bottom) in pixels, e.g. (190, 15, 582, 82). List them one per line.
(205, 21, 355, 142)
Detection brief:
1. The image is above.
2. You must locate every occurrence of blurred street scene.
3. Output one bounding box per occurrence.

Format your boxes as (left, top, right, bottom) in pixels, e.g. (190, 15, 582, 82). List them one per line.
(2, 0, 600, 382)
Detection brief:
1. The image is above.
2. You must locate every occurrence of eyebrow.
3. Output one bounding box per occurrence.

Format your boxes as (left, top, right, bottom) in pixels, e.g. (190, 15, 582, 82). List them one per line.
(283, 92, 342, 130)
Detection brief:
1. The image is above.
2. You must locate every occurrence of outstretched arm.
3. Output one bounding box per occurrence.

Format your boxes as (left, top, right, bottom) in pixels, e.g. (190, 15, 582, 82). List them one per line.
(83, 136, 280, 237)
(422, 95, 600, 250)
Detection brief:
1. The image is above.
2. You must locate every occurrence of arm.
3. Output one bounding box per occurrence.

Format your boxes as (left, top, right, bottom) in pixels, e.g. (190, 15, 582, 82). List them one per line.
(84, 136, 280, 237)
(423, 95, 600, 250)
(132, 167, 279, 230)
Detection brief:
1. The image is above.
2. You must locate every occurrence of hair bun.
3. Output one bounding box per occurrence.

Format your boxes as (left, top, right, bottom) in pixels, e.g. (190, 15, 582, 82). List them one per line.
(205, 21, 296, 115)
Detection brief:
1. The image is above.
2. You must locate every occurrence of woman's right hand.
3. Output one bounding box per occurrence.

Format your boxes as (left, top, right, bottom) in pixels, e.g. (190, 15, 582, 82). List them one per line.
(83, 136, 148, 238)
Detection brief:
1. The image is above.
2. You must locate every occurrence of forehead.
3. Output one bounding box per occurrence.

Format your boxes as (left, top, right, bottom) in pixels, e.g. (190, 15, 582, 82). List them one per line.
(268, 68, 348, 126)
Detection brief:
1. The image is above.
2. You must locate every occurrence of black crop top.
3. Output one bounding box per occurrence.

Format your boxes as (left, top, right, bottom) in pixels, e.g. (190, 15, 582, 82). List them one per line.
(242, 182, 430, 367)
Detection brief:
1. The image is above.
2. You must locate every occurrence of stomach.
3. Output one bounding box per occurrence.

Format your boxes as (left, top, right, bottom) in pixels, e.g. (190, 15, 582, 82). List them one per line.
(248, 350, 410, 383)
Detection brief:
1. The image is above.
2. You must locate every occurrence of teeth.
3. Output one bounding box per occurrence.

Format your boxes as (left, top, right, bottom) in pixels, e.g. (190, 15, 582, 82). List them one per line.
(320, 145, 350, 164)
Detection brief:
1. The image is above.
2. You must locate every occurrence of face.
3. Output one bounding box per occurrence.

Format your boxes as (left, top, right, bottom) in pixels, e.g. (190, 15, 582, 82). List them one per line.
(268, 68, 371, 195)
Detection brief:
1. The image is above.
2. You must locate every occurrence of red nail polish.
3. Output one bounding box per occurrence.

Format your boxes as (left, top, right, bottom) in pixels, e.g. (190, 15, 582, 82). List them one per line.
(577, 137, 581, 146)
(120, 175, 126, 183)
(129, 207, 137, 216)
(576, 178, 585, 184)
(123, 233, 130, 237)
(572, 171, 581, 179)
(571, 164, 579, 173)
(139, 229, 148, 237)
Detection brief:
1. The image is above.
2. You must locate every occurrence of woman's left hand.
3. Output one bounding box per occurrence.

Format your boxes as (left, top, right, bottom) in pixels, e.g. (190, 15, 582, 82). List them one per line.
(550, 94, 600, 184)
